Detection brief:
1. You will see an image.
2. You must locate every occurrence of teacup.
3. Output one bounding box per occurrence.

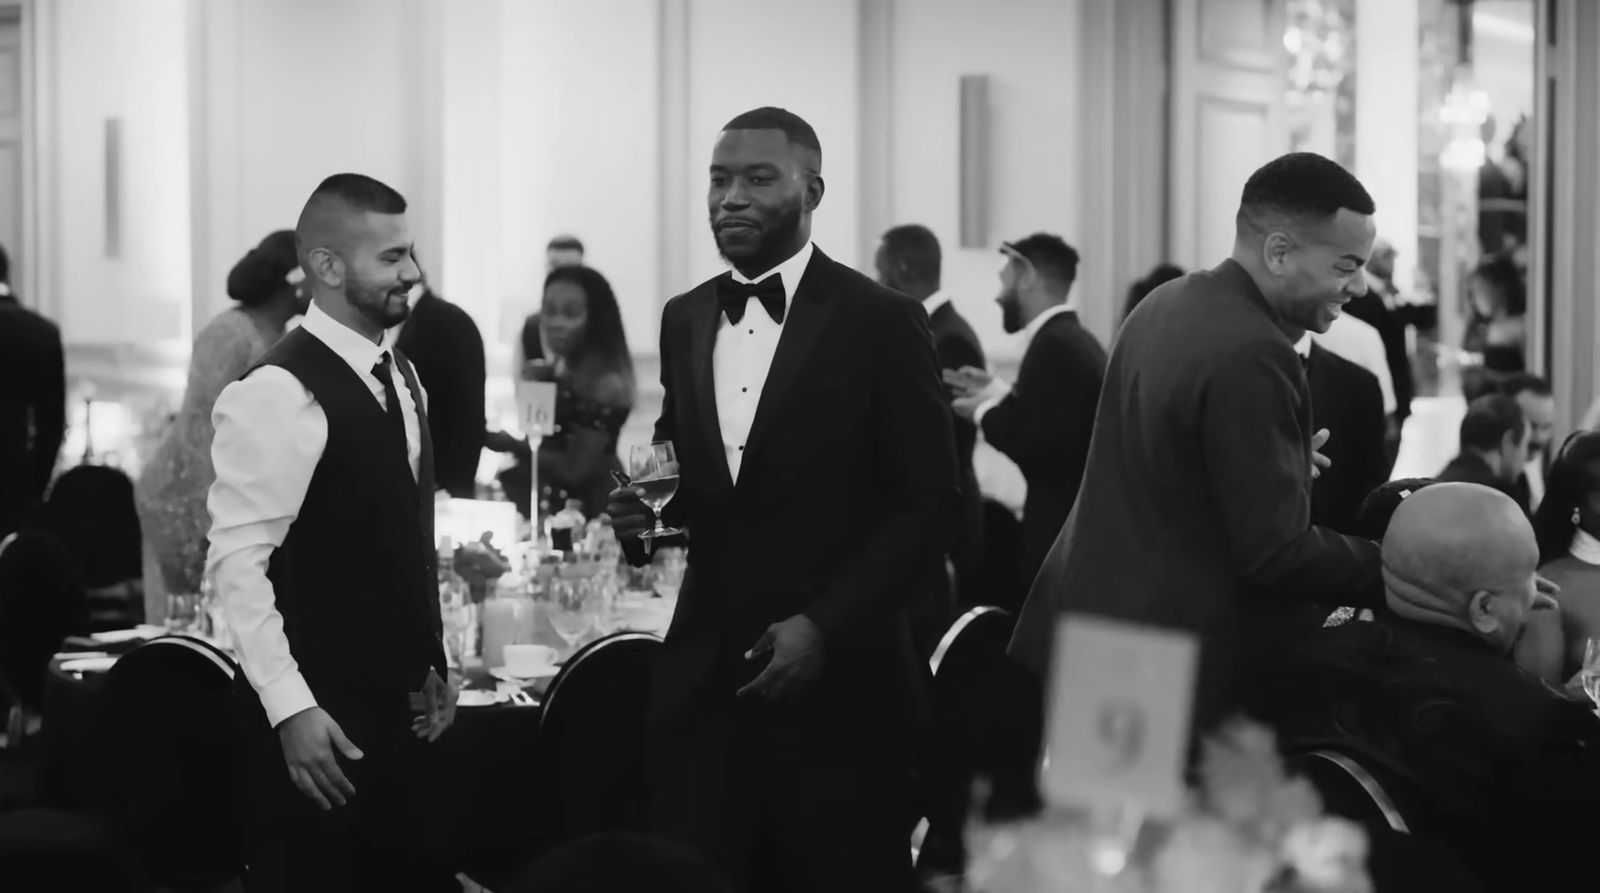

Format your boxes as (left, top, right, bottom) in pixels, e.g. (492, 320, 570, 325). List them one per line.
(502, 643, 559, 678)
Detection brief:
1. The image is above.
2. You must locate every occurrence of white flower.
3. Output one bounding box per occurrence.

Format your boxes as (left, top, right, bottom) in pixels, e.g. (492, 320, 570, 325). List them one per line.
(1281, 818, 1371, 892)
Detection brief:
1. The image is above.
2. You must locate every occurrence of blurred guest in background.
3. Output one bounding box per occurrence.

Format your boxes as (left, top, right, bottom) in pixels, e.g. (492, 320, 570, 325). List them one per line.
(1436, 393, 1531, 513)
(1349, 238, 1414, 468)
(546, 234, 585, 272)
(950, 234, 1105, 608)
(1502, 373, 1555, 512)
(1462, 255, 1527, 400)
(1122, 262, 1184, 321)
(875, 223, 982, 625)
(395, 257, 486, 498)
(137, 230, 308, 598)
(493, 265, 634, 519)
(0, 243, 65, 540)
(1302, 333, 1389, 537)
(1011, 153, 1386, 735)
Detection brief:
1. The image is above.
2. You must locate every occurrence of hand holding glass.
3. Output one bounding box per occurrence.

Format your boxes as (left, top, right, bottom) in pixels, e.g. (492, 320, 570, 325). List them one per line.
(630, 442, 683, 541)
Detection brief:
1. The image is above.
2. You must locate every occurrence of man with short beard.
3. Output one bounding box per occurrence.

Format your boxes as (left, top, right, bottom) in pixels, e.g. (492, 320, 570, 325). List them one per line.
(608, 107, 958, 892)
(948, 233, 1106, 605)
(208, 173, 455, 890)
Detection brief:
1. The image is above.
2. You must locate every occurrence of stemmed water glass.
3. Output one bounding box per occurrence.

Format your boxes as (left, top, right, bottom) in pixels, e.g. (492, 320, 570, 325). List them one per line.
(629, 441, 683, 541)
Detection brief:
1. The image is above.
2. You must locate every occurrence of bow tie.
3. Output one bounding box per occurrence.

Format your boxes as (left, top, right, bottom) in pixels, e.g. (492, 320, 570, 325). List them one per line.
(717, 274, 786, 325)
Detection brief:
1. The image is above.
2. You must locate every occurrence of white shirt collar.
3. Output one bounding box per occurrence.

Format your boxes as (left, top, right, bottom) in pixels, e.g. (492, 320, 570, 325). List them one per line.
(1020, 301, 1076, 348)
(1293, 333, 1313, 358)
(729, 240, 815, 309)
(922, 290, 953, 318)
(300, 301, 392, 380)
(1571, 529, 1600, 566)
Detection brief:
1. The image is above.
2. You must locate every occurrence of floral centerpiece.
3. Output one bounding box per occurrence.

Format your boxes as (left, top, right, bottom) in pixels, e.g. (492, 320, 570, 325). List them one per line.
(966, 721, 1370, 893)
(453, 534, 511, 603)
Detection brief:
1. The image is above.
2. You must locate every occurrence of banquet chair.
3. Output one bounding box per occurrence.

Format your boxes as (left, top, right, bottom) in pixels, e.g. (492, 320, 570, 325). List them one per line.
(914, 606, 1041, 877)
(31, 465, 144, 630)
(535, 632, 663, 850)
(97, 635, 243, 891)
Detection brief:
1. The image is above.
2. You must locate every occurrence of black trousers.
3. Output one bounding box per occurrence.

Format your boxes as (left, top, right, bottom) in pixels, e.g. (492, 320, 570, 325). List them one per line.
(647, 685, 915, 893)
(231, 681, 457, 893)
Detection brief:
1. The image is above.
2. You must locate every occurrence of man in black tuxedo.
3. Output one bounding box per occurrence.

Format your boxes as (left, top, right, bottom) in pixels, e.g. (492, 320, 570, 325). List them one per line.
(949, 234, 1105, 608)
(1301, 336, 1389, 536)
(875, 223, 985, 623)
(1502, 373, 1554, 512)
(1348, 239, 1413, 466)
(396, 273, 487, 498)
(0, 244, 66, 539)
(1436, 393, 1531, 513)
(1011, 153, 1386, 735)
(609, 107, 958, 893)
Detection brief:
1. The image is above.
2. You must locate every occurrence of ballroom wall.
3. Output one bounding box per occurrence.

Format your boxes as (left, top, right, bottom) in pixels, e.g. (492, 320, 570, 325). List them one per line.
(31, 0, 1091, 389)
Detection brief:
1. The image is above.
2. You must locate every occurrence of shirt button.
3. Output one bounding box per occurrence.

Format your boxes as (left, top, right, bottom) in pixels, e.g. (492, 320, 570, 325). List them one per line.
(738, 445, 744, 451)
(748, 329, 754, 335)
(742, 387, 748, 393)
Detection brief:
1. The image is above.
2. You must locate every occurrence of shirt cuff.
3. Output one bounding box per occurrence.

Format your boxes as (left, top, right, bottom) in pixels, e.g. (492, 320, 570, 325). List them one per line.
(973, 395, 1004, 431)
(257, 671, 319, 728)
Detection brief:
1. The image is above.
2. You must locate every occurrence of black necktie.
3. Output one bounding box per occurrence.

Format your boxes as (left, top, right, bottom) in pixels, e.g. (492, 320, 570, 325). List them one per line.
(717, 274, 786, 325)
(372, 352, 408, 458)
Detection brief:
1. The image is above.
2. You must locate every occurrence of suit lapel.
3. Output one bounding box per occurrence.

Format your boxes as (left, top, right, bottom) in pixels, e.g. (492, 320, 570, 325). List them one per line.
(687, 286, 734, 491)
(741, 250, 841, 467)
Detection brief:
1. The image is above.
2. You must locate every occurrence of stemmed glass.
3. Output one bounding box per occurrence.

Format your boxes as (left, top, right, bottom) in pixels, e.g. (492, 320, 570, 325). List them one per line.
(1580, 638, 1600, 711)
(629, 441, 683, 541)
(545, 576, 598, 657)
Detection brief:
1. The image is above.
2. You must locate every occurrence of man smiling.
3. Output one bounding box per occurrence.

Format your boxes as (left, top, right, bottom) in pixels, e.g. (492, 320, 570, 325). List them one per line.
(1011, 153, 1388, 737)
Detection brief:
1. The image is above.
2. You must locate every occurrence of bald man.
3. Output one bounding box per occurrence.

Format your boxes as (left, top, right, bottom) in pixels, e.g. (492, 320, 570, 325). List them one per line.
(208, 173, 454, 891)
(1265, 483, 1599, 891)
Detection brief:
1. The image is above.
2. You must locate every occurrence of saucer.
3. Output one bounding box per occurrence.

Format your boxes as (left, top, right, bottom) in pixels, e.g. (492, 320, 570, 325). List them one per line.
(455, 689, 509, 708)
(490, 665, 559, 683)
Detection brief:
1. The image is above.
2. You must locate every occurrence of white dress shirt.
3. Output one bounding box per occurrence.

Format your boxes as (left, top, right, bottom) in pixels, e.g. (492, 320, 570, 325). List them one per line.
(922, 290, 953, 319)
(714, 241, 815, 483)
(206, 302, 426, 727)
(1313, 313, 1396, 416)
(973, 300, 1078, 430)
(1524, 457, 1546, 511)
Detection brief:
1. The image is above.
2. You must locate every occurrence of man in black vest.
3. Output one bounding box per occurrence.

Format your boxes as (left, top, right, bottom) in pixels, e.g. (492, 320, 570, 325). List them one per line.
(609, 107, 958, 892)
(208, 173, 453, 891)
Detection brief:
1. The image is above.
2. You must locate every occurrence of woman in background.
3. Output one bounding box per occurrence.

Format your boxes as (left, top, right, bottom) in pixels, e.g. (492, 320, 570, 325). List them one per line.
(136, 231, 307, 599)
(1530, 431, 1600, 681)
(493, 265, 634, 519)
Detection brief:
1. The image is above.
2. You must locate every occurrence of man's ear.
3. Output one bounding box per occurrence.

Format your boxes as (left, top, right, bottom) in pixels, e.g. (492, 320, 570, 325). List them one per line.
(307, 247, 343, 289)
(1262, 231, 1294, 275)
(1468, 590, 1500, 635)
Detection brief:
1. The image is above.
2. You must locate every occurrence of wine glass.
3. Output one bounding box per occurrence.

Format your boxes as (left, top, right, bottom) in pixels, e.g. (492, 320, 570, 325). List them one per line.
(629, 441, 683, 541)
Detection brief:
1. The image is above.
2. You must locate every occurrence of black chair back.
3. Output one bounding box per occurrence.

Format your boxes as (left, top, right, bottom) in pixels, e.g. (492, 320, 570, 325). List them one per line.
(1286, 747, 1412, 835)
(537, 632, 662, 848)
(0, 531, 86, 711)
(917, 607, 1042, 876)
(35, 465, 143, 592)
(97, 635, 242, 890)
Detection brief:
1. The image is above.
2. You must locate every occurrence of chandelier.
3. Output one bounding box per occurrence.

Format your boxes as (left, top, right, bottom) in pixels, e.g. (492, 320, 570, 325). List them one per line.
(1284, 0, 1355, 105)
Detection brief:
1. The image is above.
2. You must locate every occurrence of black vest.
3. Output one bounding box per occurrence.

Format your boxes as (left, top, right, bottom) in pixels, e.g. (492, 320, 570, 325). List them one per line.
(249, 327, 445, 695)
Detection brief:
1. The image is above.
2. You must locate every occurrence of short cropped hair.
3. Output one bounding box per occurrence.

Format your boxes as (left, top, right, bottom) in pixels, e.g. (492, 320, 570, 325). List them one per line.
(880, 224, 941, 285)
(1003, 233, 1080, 290)
(722, 107, 821, 170)
(547, 235, 584, 254)
(1237, 152, 1375, 234)
(1501, 372, 1552, 400)
(1459, 393, 1528, 454)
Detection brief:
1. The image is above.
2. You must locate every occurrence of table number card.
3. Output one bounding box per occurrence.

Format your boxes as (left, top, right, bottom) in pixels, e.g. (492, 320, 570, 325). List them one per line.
(1041, 614, 1198, 816)
(515, 380, 559, 439)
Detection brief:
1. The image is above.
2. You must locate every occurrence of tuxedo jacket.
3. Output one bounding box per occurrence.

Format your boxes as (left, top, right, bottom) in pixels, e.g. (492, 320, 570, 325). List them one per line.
(979, 310, 1105, 590)
(0, 294, 65, 538)
(1009, 260, 1384, 734)
(1437, 452, 1529, 515)
(1306, 343, 1390, 536)
(928, 301, 986, 599)
(646, 247, 960, 737)
(395, 290, 486, 498)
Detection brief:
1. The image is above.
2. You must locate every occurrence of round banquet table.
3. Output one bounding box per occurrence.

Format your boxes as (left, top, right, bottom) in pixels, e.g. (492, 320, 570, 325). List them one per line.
(40, 644, 552, 882)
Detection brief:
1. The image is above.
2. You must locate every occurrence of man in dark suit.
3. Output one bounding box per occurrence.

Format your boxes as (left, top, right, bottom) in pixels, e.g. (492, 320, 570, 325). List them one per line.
(1502, 373, 1554, 512)
(1010, 153, 1386, 735)
(396, 276, 487, 498)
(0, 244, 66, 539)
(1436, 393, 1530, 513)
(1302, 336, 1390, 536)
(875, 223, 985, 623)
(607, 107, 957, 893)
(949, 234, 1105, 609)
